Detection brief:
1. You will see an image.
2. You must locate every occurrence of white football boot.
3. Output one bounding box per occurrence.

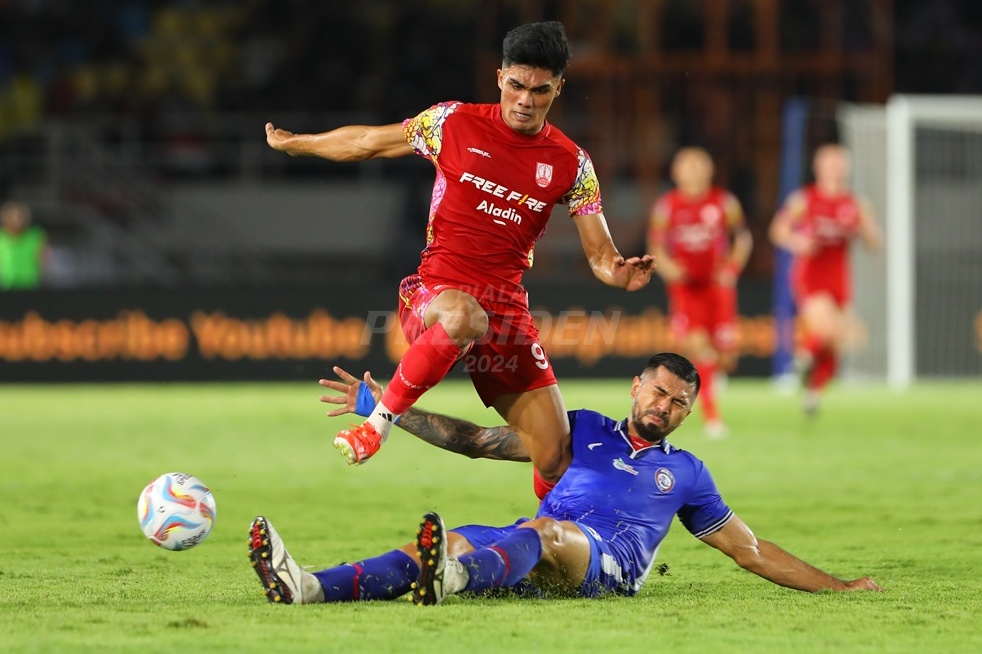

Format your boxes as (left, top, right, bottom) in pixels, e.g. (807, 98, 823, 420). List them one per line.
(411, 512, 469, 605)
(248, 516, 324, 604)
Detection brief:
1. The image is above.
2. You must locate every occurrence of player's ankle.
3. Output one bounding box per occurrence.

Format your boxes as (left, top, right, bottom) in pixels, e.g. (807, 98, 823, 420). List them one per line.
(366, 402, 399, 441)
(301, 572, 326, 603)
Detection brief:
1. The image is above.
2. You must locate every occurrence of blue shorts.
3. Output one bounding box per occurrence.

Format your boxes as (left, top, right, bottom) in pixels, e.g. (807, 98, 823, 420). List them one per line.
(451, 519, 632, 598)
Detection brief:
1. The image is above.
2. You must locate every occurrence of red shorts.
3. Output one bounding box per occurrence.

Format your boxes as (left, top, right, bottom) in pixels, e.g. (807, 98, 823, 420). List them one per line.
(667, 282, 737, 352)
(792, 269, 850, 307)
(397, 274, 557, 407)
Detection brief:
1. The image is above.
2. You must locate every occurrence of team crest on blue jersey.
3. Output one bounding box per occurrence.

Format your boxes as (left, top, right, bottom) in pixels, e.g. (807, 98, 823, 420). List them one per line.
(654, 467, 675, 492)
(612, 457, 639, 476)
(535, 162, 553, 188)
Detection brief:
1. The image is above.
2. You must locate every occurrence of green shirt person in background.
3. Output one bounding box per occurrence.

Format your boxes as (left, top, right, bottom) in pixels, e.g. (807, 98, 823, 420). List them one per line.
(0, 200, 48, 290)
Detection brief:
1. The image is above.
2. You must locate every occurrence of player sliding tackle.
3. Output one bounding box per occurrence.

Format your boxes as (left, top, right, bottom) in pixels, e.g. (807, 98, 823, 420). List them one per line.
(247, 354, 880, 604)
(264, 21, 653, 499)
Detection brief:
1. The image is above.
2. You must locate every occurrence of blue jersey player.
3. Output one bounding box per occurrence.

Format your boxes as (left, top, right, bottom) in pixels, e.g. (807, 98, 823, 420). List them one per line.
(248, 353, 880, 604)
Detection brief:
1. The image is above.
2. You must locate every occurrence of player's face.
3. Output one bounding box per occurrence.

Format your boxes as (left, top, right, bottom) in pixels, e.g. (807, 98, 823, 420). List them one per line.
(671, 149, 713, 194)
(497, 65, 565, 136)
(813, 146, 850, 185)
(0, 204, 29, 233)
(629, 367, 694, 442)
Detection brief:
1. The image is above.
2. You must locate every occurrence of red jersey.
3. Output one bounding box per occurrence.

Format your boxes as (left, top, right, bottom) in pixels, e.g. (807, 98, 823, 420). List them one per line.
(791, 185, 861, 290)
(650, 188, 741, 284)
(403, 102, 602, 304)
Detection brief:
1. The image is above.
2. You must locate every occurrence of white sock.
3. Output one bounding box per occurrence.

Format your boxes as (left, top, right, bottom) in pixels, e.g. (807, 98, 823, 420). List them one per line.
(444, 556, 470, 596)
(366, 402, 400, 442)
(301, 571, 326, 604)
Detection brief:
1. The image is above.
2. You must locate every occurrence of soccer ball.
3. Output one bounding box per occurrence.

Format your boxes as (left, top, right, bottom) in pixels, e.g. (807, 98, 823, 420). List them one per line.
(137, 472, 216, 551)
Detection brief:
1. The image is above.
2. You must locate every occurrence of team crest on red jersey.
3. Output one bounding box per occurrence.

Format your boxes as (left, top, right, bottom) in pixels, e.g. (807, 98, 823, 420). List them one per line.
(699, 205, 722, 226)
(535, 162, 553, 188)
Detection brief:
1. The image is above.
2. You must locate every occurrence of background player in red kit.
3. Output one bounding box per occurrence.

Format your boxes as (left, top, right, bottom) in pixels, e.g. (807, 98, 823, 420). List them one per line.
(264, 22, 654, 494)
(769, 144, 882, 415)
(647, 148, 752, 437)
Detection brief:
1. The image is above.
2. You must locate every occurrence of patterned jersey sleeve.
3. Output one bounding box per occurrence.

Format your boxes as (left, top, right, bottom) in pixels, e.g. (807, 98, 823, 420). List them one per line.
(561, 148, 603, 217)
(402, 101, 461, 162)
(676, 457, 733, 539)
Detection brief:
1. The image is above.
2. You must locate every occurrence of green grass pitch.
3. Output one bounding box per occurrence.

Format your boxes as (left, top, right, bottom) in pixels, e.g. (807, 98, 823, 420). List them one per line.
(2, 377, 981, 653)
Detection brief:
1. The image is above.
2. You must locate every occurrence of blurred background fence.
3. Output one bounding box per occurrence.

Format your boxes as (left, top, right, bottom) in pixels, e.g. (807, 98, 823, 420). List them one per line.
(1, 0, 980, 382)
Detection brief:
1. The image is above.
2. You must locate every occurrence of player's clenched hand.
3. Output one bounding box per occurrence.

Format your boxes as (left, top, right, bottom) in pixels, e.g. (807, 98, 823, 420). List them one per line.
(318, 366, 383, 417)
(265, 122, 299, 155)
(615, 254, 655, 292)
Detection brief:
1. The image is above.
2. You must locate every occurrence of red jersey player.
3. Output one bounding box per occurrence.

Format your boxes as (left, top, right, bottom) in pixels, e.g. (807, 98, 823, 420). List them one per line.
(264, 22, 653, 495)
(769, 144, 882, 415)
(647, 148, 752, 438)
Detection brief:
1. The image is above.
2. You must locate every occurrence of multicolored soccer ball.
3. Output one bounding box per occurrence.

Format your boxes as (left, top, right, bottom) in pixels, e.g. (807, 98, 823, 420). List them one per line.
(137, 472, 216, 551)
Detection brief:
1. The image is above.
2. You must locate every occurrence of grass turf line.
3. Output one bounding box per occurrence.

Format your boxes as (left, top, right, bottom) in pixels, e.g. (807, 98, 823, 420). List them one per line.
(1, 379, 980, 653)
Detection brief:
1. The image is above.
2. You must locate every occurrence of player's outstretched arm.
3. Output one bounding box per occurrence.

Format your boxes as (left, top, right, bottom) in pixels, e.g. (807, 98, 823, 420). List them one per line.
(718, 195, 753, 286)
(856, 197, 884, 252)
(647, 201, 685, 283)
(397, 407, 532, 462)
(265, 122, 413, 161)
(573, 212, 655, 291)
(319, 367, 530, 462)
(700, 514, 882, 592)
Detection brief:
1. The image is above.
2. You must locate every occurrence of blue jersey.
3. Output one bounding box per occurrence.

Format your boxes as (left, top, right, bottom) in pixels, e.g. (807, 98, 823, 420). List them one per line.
(537, 409, 733, 594)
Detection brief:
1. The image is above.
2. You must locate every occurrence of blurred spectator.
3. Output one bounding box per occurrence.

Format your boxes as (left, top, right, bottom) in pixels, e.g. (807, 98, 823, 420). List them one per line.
(0, 200, 50, 290)
(0, 1, 978, 128)
(0, 67, 43, 137)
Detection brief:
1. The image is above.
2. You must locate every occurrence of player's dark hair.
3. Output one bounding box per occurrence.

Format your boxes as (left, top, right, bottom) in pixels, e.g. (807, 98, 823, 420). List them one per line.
(501, 21, 572, 78)
(643, 352, 701, 398)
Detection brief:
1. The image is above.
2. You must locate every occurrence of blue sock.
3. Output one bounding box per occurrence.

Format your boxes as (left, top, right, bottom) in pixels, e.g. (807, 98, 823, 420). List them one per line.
(460, 528, 543, 592)
(313, 549, 418, 602)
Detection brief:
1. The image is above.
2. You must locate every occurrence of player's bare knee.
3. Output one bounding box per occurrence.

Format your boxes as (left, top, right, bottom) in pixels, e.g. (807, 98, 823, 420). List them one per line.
(464, 306, 490, 341)
(447, 532, 475, 557)
(436, 299, 488, 343)
(687, 331, 711, 354)
(520, 518, 558, 551)
(523, 518, 575, 569)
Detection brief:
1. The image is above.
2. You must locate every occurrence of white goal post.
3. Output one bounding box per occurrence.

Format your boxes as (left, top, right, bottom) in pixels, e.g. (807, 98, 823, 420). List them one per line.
(839, 95, 982, 388)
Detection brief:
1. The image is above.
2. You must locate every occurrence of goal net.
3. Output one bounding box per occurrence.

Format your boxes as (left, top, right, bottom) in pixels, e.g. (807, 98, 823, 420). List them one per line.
(838, 95, 982, 387)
